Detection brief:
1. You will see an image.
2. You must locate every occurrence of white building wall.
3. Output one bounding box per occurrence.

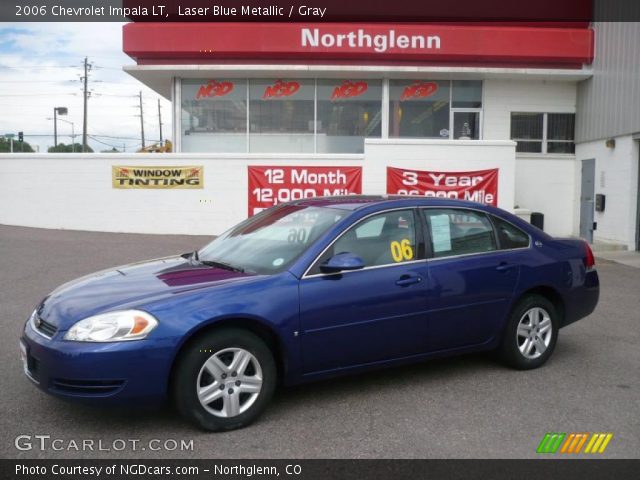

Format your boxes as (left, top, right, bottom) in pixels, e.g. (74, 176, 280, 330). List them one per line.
(483, 78, 580, 237)
(0, 140, 515, 236)
(483, 79, 577, 139)
(575, 135, 639, 250)
(512, 156, 579, 237)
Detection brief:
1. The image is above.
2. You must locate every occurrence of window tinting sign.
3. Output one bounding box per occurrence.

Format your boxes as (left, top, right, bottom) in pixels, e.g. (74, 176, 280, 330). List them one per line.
(112, 166, 204, 189)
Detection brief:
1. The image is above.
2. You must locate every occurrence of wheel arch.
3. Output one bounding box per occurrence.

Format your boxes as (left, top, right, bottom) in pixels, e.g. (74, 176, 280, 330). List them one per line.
(168, 316, 288, 396)
(514, 285, 566, 325)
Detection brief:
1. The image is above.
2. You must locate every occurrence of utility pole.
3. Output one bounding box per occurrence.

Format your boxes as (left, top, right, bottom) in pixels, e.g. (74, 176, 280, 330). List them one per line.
(157, 98, 163, 144)
(138, 91, 145, 149)
(81, 57, 91, 152)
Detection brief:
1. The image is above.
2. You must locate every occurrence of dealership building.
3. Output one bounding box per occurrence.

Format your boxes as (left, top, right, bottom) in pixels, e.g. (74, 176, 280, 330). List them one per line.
(116, 20, 638, 249)
(1, 20, 638, 251)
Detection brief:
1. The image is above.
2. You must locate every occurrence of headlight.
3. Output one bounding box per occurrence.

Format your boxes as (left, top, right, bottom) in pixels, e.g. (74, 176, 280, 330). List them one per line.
(64, 310, 158, 342)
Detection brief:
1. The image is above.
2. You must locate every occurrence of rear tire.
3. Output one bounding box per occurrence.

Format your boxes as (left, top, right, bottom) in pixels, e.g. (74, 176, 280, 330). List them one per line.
(172, 328, 277, 431)
(498, 294, 558, 370)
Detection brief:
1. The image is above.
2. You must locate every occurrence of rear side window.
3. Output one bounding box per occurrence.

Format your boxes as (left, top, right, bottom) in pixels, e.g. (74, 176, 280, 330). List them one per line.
(423, 209, 496, 258)
(491, 216, 530, 249)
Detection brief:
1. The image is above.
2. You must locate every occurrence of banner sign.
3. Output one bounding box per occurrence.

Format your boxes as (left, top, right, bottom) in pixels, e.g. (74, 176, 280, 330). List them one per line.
(248, 166, 362, 216)
(386, 167, 498, 206)
(112, 165, 204, 189)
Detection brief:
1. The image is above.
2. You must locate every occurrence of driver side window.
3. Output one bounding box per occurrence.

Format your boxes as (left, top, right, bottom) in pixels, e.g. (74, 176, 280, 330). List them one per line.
(309, 209, 422, 274)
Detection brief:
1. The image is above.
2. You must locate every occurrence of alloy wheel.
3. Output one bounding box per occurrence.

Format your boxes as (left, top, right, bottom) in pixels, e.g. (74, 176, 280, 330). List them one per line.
(196, 347, 263, 418)
(516, 307, 553, 359)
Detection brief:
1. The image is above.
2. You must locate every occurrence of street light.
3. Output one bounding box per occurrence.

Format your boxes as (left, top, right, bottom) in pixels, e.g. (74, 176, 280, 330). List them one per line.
(47, 117, 76, 152)
(53, 106, 68, 147)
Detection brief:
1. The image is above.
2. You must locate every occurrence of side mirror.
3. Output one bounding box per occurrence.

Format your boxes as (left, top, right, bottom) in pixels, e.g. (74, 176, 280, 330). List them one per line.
(320, 252, 365, 273)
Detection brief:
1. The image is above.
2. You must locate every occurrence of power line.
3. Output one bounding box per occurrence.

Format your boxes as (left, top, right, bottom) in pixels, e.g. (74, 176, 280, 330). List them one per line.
(0, 80, 77, 83)
(0, 65, 77, 69)
(0, 93, 78, 97)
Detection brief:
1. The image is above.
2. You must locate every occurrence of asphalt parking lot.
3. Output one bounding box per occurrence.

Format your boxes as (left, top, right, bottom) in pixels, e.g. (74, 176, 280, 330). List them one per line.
(1, 224, 638, 459)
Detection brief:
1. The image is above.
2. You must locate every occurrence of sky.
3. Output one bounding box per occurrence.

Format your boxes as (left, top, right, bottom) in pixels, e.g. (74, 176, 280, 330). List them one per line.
(0, 22, 171, 152)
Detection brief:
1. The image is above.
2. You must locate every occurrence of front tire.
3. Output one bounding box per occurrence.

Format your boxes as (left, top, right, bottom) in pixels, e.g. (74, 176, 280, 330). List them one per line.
(173, 328, 277, 431)
(498, 294, 558, 370)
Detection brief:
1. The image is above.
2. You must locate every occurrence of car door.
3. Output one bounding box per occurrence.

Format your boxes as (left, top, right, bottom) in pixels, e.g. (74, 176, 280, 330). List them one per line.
(422, 208, 522, 351)
(298, 208, 429, 374)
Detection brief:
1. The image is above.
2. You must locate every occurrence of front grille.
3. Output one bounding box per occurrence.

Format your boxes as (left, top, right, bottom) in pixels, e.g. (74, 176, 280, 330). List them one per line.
(34, 315, 57, 338)
(51, 378, 125, 396)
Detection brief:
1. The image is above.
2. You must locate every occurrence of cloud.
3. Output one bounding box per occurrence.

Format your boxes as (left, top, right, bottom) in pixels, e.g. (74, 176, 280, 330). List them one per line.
(0, 22, 171, 152)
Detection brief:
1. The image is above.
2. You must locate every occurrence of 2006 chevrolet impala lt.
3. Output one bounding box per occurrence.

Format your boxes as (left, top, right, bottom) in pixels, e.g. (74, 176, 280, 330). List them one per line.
(21, 196, 599, 431)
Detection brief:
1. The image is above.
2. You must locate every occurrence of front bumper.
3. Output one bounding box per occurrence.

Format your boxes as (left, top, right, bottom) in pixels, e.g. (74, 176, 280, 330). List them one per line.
(21, 319, 176, 406)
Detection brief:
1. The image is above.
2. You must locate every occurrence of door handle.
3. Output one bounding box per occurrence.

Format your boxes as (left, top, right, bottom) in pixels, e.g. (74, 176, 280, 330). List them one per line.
(496, 262, 516, 272)
(396, 274, 422, 286)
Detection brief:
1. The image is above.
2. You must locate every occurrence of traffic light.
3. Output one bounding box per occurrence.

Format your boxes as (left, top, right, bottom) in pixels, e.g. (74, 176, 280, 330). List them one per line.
(18, 132, 23, 143)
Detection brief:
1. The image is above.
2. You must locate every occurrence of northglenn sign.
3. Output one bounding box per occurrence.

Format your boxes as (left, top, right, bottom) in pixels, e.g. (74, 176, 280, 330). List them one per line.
(302, 28, 441, 53)
(124, 23, 593, 67)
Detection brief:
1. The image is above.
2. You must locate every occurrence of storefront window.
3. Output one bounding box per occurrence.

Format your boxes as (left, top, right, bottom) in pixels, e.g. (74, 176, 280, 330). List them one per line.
(181, 79, 247, 153)
(316, 80, 382, 153)
(511, 112, 575, 154)
(547, 114, 575, 154)
(180, 78, 485, 153)
(453, 111, 481, 140)
(452, 80, 483, 108)
(249, 79, 314, 153)
(389, 80, 450, 138)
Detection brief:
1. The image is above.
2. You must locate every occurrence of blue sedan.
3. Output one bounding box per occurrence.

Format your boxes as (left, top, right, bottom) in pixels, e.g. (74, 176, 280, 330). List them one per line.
(21, 196, 599, 431)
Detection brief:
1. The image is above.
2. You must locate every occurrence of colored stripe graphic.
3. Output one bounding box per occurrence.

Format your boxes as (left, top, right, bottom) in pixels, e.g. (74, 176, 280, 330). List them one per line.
(540, 432, 614, 454)
(584, 433, 613, 454)
(537, 433, 566, 453)
(560, 433, 589, 453)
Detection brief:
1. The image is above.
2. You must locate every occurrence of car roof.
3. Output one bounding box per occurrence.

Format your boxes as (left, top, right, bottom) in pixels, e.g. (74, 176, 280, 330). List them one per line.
(291, 195, 489, 211)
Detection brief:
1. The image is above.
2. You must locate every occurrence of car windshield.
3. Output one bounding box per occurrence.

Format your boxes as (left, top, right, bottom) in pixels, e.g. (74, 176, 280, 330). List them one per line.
(198, 205, 346, 274)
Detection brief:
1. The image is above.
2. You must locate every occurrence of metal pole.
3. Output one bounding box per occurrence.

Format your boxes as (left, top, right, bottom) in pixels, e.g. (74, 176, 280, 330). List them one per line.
(139, 91, 145, 149)
(54, 108, 57, 147)
(71, 123, 75, 153)
(82, 57, 88, 152)
(158, 98, 163, 144)
(10, 137, 13, 153)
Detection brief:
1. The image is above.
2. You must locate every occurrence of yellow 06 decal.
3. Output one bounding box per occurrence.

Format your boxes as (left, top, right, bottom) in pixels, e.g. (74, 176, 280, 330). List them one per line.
(390, 239, 414, 262)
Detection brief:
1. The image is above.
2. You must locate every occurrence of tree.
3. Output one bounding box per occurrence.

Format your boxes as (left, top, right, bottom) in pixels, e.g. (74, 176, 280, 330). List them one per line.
(48, 143, 93, 153)
(0, 137, 35, 153)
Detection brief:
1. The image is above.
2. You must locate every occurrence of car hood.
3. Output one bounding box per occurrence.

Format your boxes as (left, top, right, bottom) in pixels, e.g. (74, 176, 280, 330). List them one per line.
(36, 256, 256, 330)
